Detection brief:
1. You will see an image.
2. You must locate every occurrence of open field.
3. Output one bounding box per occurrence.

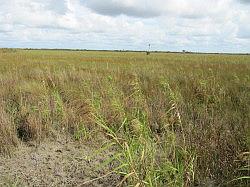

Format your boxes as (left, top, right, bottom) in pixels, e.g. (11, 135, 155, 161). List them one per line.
(0, 49, 249, 186)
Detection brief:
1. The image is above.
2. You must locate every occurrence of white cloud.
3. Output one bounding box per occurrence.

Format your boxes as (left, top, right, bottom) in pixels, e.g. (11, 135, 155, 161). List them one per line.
(82, 0, 232, 19)
(0, 0, 249, 52)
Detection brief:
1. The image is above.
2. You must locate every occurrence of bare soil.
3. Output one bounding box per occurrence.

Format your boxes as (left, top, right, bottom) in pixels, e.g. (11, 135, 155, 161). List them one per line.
(0, 137, 120, 187)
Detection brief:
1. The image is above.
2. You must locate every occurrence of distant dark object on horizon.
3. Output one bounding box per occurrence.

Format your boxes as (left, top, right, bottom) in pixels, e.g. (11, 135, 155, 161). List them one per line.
(146, 44, 151, 55)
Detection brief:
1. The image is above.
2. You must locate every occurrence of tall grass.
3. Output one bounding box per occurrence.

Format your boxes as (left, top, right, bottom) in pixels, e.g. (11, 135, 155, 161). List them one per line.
(0, 49, 249, 186)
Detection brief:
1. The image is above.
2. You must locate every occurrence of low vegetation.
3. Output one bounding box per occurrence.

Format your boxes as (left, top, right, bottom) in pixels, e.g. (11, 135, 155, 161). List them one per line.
(0, 49, 249, 186)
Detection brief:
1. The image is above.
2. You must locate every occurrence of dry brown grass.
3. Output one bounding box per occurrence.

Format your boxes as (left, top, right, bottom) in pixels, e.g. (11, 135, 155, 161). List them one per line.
(0, 101, 18, 155)
(0, 49, 249, 186)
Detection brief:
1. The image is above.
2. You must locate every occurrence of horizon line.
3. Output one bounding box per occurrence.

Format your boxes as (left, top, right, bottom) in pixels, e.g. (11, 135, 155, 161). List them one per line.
(1, 47, 249, 56)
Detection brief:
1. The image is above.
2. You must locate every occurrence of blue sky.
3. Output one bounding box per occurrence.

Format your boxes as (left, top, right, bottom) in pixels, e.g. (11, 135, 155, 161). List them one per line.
(0, 0, 250, 53)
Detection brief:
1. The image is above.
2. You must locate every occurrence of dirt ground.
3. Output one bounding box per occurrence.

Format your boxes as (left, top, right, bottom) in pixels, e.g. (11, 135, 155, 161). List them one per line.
(0, 137, 121, 187)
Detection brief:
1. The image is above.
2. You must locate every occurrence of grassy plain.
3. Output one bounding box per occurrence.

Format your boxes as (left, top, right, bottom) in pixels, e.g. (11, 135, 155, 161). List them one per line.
(0, 49, 249, 186)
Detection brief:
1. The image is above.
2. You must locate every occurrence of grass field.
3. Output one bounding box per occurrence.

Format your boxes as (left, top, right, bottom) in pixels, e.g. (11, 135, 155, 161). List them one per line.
(0, 49, 249, 186)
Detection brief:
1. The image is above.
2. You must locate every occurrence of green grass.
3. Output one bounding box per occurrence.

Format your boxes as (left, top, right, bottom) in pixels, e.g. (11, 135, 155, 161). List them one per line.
(0, 49, 249, 186)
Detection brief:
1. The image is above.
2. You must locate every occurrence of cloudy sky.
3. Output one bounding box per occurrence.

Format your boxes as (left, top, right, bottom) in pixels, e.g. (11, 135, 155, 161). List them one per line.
(0, 0, 250, 52)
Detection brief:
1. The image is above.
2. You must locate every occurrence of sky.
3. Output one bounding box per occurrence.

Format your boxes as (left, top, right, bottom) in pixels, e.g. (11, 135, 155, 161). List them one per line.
(0, 0, 250, 53)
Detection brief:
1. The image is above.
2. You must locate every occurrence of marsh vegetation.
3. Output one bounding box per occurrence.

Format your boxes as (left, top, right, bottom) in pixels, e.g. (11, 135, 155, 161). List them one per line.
(0, 49, 249, 186)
